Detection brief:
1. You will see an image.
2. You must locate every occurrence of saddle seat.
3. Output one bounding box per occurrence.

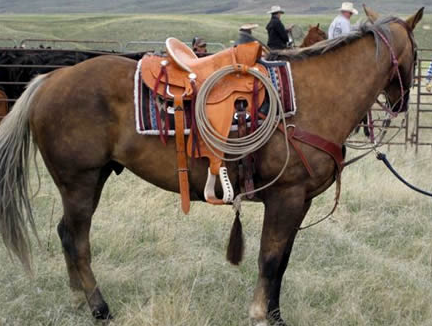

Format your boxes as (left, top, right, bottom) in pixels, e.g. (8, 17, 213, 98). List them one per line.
(141, 38, 268, 104)
(166, 37, 262, 74)
(165, 37, 198, 73)
(140, 38, 269, 205)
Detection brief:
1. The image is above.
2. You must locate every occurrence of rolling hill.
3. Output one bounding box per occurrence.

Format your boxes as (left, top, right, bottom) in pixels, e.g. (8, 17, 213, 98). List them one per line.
(0, 0, 430, 14)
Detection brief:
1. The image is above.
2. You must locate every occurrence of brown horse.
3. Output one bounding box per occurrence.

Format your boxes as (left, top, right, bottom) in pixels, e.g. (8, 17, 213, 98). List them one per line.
(0, 7, 423, 326)
(300, 23, 327, 47)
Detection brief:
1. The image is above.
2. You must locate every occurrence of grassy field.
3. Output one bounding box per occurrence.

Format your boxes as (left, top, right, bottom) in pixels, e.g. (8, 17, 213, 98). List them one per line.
(1, 13, 432, 50)
(1, 148, 432, 326)
(1, 13, 432, 326)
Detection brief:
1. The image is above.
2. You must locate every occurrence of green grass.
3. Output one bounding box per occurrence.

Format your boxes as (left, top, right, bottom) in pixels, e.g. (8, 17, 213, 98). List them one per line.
(1, 14, 432, 51)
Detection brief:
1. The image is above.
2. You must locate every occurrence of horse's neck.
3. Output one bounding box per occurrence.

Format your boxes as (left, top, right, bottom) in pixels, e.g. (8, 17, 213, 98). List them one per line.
(292, 36, 392, 144)
(301, 34, 314, 47)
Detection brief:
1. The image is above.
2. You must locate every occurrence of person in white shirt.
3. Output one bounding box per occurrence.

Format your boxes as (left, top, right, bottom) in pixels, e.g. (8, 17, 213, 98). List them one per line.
(328, 2, 358, 39)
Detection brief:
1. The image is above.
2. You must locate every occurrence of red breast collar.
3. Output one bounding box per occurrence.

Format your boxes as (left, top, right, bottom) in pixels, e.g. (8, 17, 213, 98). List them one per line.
(277, 125, 344, 177)
(290, 127, 344, 173)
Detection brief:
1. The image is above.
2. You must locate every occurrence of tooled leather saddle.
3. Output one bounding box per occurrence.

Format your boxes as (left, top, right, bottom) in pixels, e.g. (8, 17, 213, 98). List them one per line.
(141, 38, 268, 212)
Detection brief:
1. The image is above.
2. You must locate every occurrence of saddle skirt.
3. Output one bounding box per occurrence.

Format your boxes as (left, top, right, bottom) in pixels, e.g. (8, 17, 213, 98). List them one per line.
(141, 40, 268, 176)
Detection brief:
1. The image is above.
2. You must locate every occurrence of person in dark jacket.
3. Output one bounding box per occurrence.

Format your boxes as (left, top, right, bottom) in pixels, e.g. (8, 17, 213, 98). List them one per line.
(266, 5, 289, 50)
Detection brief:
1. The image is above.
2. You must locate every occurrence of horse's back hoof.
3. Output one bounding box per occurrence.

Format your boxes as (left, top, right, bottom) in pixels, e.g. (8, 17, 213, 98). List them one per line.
(92, 302, 113, 320)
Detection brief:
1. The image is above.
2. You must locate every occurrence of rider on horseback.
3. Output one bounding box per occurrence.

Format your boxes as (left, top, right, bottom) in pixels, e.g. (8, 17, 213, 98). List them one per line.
(328, 2, 358, 39)
(266, 6, 291, 50)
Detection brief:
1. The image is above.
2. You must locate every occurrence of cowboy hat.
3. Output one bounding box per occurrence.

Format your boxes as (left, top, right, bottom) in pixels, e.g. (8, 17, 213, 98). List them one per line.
(338, 2, 358, 15)
(267, 5, 285, 14)
(239, 23, 259, 31)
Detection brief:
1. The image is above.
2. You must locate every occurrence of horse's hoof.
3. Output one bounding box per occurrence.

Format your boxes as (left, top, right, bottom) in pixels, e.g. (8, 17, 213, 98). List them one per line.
(269, 317, 288, 326)
(272, 320, 288, 326)
(270, 318, 288, 326)
(92, 302, 113, 320)
(254, 322, 269, 326)
(268, 313, 288, 326)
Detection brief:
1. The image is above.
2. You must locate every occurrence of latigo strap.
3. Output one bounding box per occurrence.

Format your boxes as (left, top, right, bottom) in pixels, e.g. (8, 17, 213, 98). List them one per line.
(174, 95, 190, 214)
(236, 101, 255, 198)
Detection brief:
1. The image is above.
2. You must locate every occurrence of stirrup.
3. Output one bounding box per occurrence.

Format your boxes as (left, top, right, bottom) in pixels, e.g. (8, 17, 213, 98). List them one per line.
(204, 167, 234, 205)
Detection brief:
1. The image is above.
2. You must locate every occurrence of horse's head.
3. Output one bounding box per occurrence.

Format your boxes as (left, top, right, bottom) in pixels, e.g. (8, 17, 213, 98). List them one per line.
(309, 24, 327, 42)
(301, 24, 327, 47)
(365, 5, 423, 113)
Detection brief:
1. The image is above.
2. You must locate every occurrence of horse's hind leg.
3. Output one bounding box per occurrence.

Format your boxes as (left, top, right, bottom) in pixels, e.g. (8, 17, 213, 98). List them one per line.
(249, 187, 310, 326)
(57, 218, 85, 306)
(57, 165, 113, 319)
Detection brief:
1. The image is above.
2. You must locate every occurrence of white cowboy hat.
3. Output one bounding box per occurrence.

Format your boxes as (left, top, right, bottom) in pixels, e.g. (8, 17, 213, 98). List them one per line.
(267, 5, 285, 14)
(239, 23, 259, 31)
(338, 2, 358, 15)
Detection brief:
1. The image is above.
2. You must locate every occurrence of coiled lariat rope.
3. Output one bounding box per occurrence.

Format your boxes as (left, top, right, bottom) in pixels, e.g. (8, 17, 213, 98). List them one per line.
(195, 65, 292, 204)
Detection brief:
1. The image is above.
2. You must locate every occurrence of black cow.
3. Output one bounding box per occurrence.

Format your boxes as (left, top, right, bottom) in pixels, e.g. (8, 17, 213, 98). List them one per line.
(0, 49, 147, 107)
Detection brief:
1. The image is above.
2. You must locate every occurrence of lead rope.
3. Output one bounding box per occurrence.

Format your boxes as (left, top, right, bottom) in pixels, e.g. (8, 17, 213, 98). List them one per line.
(376, 151, 432, 197)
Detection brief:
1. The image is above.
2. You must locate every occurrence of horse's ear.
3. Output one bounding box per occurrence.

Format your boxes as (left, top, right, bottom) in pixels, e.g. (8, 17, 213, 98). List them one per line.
(363, 4, 379, 23)
(316, 23, 320, 28)
(406, 7, 424, 31)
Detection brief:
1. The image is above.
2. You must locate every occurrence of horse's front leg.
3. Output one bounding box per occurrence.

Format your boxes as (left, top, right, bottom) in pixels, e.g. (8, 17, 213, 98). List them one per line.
(249, 187, 311, 326)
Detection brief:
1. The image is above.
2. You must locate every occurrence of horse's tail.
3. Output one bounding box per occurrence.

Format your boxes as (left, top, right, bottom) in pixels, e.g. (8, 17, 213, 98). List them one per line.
(0, 74, 48, 272)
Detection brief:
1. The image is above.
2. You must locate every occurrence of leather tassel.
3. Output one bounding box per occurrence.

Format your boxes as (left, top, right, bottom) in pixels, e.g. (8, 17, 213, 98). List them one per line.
(226, 211, 244, 265)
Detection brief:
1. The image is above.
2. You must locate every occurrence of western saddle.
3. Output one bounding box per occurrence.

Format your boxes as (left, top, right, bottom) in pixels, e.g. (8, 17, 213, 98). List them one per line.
(141, 38, 268, 213)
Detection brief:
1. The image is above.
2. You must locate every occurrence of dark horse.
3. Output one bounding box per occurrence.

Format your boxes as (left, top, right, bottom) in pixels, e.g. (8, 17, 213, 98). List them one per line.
(0, 7, 422, 325)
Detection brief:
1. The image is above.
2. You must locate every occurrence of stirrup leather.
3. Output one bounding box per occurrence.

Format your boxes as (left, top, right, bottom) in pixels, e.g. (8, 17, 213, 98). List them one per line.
(204, 167, 234, 205)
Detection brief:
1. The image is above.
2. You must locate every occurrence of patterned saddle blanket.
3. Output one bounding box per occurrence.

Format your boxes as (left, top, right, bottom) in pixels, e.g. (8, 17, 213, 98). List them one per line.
(134, 59, 296, 136)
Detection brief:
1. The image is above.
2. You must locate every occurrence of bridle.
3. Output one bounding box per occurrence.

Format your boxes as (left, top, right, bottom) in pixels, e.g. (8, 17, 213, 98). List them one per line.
(345, 18, 418, 153)
(374, 18, 418, 116)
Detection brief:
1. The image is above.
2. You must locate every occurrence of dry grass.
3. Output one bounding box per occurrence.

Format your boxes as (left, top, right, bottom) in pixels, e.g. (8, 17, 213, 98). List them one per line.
(0, 147, 432, 326)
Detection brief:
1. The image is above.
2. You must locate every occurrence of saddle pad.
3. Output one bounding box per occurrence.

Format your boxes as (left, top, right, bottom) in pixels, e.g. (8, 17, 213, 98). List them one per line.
(135, 81, 256, 136)
(260, 59, 297, 114)
(134, 59, 297, 136)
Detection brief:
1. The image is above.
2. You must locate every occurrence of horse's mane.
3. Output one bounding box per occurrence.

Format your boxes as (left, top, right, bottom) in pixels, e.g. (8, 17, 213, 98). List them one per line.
(268, 16, 401, 61)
